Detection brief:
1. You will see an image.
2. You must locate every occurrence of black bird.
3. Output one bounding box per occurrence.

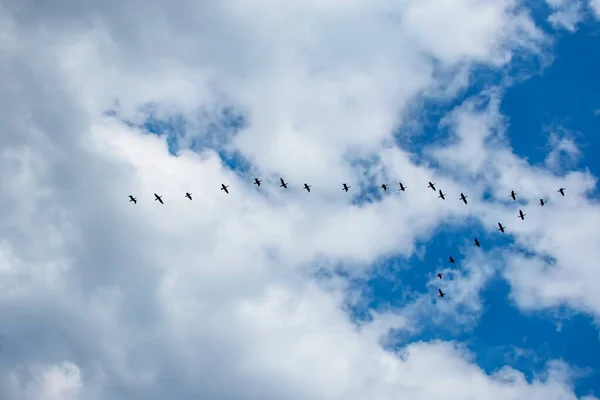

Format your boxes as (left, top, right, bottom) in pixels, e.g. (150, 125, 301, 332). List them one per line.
(437, 273, 443, 279)
(558, 188, 566, 196)
(460, 193, 468, 205)
(398, 182, 406, 192)
(221, 184, 229, 194)
(381, 184, 388, 191)
(254, 178, 261, 187)
(428, 181, 436, 191)
(539, 198, 545, 207)
(518, 210, 526, 220)
(497, 222, 505, 233)
(474, 238, 481, 247)
(280, 178, 288, 189)
(342, 183, 350, 192)
(154, 193, 164, 204)
(438, 189, 446, 200)
(303, 183, 311, 193)
(128, 195, 137, 204)
(438, 289, 445, 298)
(449, 256, 455, 264)
(510, 190, 517, 201)
(185, 192, 192, 200)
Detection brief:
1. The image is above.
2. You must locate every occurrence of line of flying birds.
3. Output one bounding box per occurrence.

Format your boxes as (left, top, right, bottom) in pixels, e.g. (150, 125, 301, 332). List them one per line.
(128, 178, 567, 299)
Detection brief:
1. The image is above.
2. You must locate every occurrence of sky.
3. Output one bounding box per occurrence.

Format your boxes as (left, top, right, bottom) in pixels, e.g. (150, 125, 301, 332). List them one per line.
(1, 0, 600, 399)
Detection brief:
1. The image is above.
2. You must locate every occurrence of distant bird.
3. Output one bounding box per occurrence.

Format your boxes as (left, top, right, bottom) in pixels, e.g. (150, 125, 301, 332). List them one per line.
(221, 184, 229, 194)
(460, 193, 468, 205)
(539, 198, 545, 206)
(303, 183, 311, 193)
(154, 193, 164, 204)
(342, 183, 350, 192)
(474, 238, 481, 247)
(280, 178, 288, 189)
(381, 184, 388, 191)
(449, 256, 455, 264)
(185, 192, 192, 200)
(558, 188, 566, 196)
(398, 182, 406, 192)
(510, 190, 517, 201)
(254, 178, 261, 187)
(438, 289, 445, 298)
(428, 181, 436, 191)
(518, 210, 526, 220)
(497, 222, 505, 233)
(438, 189, 446, 200)
(128, 195, 137, 204)
(437, 273, 443, 279)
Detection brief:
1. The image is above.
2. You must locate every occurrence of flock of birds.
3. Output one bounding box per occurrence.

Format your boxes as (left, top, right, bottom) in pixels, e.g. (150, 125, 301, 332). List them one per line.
(128, 178, 568, 299)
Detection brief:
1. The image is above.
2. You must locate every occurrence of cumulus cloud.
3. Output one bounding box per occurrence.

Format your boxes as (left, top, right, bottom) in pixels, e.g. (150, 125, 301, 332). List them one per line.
(544, 129, 582, 172)
(0, 0, 597, 399)
(546, 0, 583, 32)
(590, 0, 600, 18)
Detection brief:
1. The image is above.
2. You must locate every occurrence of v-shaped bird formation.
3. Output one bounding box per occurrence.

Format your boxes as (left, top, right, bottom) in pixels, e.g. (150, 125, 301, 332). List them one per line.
(128, 178, 567, 299)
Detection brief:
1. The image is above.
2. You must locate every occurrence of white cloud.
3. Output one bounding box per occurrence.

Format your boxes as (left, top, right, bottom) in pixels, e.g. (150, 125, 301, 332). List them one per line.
(544, 130, 582, 172)
(0, 0, 596, 399)
(590, 0, 600, 18)
(2, 362, 83, 400)
(546, 0, 583, 32)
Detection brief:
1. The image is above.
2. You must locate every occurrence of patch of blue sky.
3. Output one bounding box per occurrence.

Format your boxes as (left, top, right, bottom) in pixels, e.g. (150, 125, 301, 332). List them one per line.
(347, 219, 493, 313)
(395, 49, 547, 159)
(107, 103, 254, 174)
(472, 279, 600, 397)
(395, 65, 503, 157)
(501, 23, 600, 178)
(345, 154, 390, 205)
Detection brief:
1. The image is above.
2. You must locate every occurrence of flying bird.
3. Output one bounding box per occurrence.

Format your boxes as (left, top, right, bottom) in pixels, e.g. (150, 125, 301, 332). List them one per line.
(497, 222, 505, 233)
(438, 189, 446, 200)
(154, 193, 164, 204)
(460, 193, 468, 205)
(518, 210, 526, 220)
(303, 183, 311, 193)
(185, 192, 192, 200)
(128, 195, 137, 204)
(381, 184, 388, 191)
(221, 184, 229, 194)
(254, 178, 261, 187)
(342, 183, 350, 192)
(558, 188, 566, 196)
(428, 181, 436, 191)
(438, 289, 445, 298)
(474, 238, 481, 247)
(437, 273, 443, 279)
(280, 178, 288, 189)
(539, 198, 545, 207)
(449, 256, 455, 264)
(510, 190, 517, 201)
(398, 182, 406, 192)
